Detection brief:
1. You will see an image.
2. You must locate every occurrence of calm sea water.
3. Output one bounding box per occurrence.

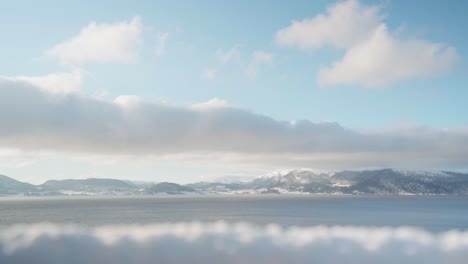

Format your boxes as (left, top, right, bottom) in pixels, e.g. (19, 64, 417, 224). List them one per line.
(1, 195, 467, 232)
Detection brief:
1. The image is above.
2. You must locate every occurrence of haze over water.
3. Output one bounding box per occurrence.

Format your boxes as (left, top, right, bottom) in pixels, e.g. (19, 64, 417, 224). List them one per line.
(2, 195, 468, 232)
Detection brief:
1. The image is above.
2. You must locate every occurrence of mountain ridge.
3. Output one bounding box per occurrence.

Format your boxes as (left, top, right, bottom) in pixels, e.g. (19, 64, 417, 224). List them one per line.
(1, 169, 468, 196)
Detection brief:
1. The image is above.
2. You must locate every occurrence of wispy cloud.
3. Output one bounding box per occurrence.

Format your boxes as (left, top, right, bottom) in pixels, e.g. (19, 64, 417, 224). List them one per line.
(200, 68, 217, 81)
(216, 45, 241, 64)
(154, 32, 169, 57)
(247, 50, 274, 79)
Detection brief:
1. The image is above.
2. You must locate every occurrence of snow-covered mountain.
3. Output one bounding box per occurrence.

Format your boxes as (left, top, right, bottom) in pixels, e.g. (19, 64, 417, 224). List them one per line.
(190, 169, 468, 195)
(1, 169, 468, 196)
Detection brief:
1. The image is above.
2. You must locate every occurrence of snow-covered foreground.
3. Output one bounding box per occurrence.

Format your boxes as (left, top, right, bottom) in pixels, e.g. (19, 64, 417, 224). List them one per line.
(1, 222, 468, 264)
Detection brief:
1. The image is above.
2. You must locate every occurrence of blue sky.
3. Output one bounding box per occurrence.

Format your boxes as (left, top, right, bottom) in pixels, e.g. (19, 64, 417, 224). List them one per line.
(0, 0, 467, 183)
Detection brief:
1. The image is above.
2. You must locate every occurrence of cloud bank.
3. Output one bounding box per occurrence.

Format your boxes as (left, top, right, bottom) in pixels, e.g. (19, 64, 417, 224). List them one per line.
(3, 70, 83, 94)
(1, 223, 468, 264)
(44, 16, 142, 65)
(0, 78, 467, 169)
(276, 0, 457, 87)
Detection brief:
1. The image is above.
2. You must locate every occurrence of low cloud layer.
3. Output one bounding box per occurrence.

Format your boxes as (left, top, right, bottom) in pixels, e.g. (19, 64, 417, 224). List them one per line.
(0, 78, 467, 169)
(1, 222, 468, 264)
(276, 0, 457, 87)
(3, 70, 83, 94)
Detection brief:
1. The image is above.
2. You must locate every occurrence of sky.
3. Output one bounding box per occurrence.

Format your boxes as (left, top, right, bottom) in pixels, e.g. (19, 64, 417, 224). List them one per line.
(0, 0, 467, 184)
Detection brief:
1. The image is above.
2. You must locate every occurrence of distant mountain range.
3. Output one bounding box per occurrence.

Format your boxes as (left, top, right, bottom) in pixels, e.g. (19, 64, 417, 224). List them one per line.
(1, 169, 468, 196)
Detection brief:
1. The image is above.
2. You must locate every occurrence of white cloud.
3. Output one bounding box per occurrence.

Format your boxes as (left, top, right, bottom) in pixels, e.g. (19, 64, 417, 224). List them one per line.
(200, 68, 217, 80)
(2, 70, 82, 94)
(113, 95, 145, 108)
(154, 32, 169, 57)
(318, 25, 457, 87)
(190, 98, 231, 110)
(2, 223, 468, 264)
(216, 46, 241, 64)
(276, 0, 458, 87)
(247, 50, 274, 79)
(276, 0, 383, 50)
(0, 79, 467, 169)
(44, 16, 143, 65)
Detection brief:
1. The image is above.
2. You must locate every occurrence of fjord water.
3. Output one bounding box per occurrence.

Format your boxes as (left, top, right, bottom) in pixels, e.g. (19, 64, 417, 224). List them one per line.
(1, 195, 467, 232)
